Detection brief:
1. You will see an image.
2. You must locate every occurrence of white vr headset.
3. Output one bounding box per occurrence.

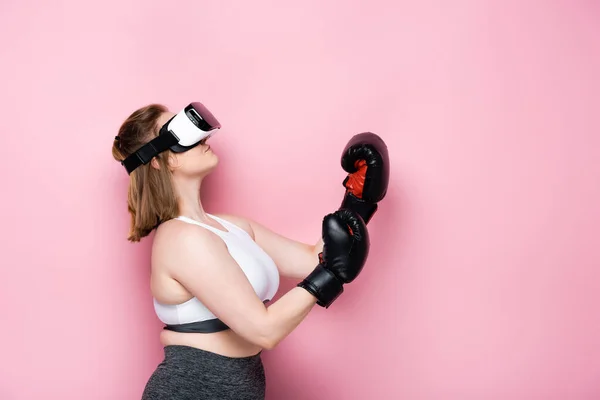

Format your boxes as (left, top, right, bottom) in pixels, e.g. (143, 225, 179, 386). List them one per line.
(121, 102, 221, 174)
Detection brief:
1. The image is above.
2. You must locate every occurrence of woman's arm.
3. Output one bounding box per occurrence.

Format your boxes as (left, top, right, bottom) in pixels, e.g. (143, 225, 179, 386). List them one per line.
(160, 222, 317, 350)
(216, 214, 323, 279)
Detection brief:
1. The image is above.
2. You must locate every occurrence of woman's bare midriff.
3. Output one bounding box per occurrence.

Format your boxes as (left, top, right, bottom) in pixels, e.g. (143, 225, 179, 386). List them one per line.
(159, 328, 263, 358)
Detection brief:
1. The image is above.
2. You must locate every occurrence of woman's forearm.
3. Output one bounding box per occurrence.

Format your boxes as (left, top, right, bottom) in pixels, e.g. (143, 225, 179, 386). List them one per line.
(312, 237, 324, 260)
(261, 287, 318, 349)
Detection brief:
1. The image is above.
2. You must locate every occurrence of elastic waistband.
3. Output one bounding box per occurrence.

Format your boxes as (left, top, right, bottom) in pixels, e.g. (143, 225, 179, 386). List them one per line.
(163, 345, 262, 370)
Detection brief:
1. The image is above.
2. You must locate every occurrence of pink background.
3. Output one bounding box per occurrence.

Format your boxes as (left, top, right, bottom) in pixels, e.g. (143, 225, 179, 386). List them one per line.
(1, 0, 599, 399)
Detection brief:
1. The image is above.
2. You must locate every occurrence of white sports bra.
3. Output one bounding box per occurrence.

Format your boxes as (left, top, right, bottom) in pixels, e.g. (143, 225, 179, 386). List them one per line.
(153, 214, 280, 333)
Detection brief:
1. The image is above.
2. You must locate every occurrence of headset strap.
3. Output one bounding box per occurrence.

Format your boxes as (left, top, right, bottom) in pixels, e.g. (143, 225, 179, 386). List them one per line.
(121, 133, 179, 174)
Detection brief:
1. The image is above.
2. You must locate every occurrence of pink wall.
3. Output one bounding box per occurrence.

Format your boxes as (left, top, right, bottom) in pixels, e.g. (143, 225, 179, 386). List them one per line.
(1, 1, 599, 399)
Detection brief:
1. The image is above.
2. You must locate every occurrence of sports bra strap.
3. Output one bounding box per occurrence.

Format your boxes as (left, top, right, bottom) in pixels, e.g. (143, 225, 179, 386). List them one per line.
(174, 215, 230, 236)
(207, 214, 246, 234)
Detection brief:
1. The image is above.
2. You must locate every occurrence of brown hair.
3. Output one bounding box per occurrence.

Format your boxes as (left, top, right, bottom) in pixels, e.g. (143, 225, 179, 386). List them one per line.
(112, 104, 179, 242)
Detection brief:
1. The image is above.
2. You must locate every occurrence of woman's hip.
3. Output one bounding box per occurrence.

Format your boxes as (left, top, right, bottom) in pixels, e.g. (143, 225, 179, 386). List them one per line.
(142, 345, 266, 400)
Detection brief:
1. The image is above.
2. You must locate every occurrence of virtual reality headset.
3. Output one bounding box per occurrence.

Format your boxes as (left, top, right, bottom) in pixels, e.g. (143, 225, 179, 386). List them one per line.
(121, 102, 221, 174)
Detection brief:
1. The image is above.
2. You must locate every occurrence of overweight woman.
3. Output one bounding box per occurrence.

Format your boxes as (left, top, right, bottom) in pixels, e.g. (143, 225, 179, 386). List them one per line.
(112, 101, 389, 399)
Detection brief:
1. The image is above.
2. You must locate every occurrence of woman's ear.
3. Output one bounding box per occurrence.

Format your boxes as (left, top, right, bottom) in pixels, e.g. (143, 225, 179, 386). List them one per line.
(167, 153, 181, 171)
(150, 157, 160, 170)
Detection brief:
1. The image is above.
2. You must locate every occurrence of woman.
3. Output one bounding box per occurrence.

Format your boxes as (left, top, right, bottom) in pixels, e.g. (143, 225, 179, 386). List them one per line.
(112, 102, 371, 400)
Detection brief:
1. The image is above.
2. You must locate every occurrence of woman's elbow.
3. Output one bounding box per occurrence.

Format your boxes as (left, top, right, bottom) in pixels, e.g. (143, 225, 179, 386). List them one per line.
(252, 321, 282, 350)
(259, 337, 279, 351)
(255, 328, 281, 350)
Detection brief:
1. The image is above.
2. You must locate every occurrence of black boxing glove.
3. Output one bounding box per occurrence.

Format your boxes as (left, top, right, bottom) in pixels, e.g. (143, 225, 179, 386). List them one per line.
(339, 132, 390, 224)
(298, 209, 370, 308)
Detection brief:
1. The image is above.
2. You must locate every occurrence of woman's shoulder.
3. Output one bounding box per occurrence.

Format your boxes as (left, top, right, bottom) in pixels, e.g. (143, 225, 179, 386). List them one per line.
(151, 218, 228, 270)
(153, 217, 222, 251)
(150, 218, 237, 286)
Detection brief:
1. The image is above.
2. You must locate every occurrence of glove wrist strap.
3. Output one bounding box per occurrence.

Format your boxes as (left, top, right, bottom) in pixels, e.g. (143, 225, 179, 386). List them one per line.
(297, 264, 344, 308)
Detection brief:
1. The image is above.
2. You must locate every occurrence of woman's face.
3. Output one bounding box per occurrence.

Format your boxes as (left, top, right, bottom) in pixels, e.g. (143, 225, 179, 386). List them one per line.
(156, 110, 219, 178)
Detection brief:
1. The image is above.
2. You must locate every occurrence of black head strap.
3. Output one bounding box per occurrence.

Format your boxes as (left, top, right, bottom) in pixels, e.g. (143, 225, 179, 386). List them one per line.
(121, 132, 179, 174)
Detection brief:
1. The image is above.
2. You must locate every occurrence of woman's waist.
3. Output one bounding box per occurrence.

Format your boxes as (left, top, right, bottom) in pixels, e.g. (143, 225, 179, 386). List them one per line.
(159, 328, 263, 358)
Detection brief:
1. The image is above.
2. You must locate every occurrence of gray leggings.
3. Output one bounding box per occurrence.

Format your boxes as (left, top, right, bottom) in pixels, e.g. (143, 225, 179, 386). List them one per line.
(142, 345, 266, 400)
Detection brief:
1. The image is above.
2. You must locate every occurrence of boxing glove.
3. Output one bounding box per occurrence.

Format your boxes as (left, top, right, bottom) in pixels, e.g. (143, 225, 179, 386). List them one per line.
(298, 209, 370, 308)
(339, 132, 390, 224)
